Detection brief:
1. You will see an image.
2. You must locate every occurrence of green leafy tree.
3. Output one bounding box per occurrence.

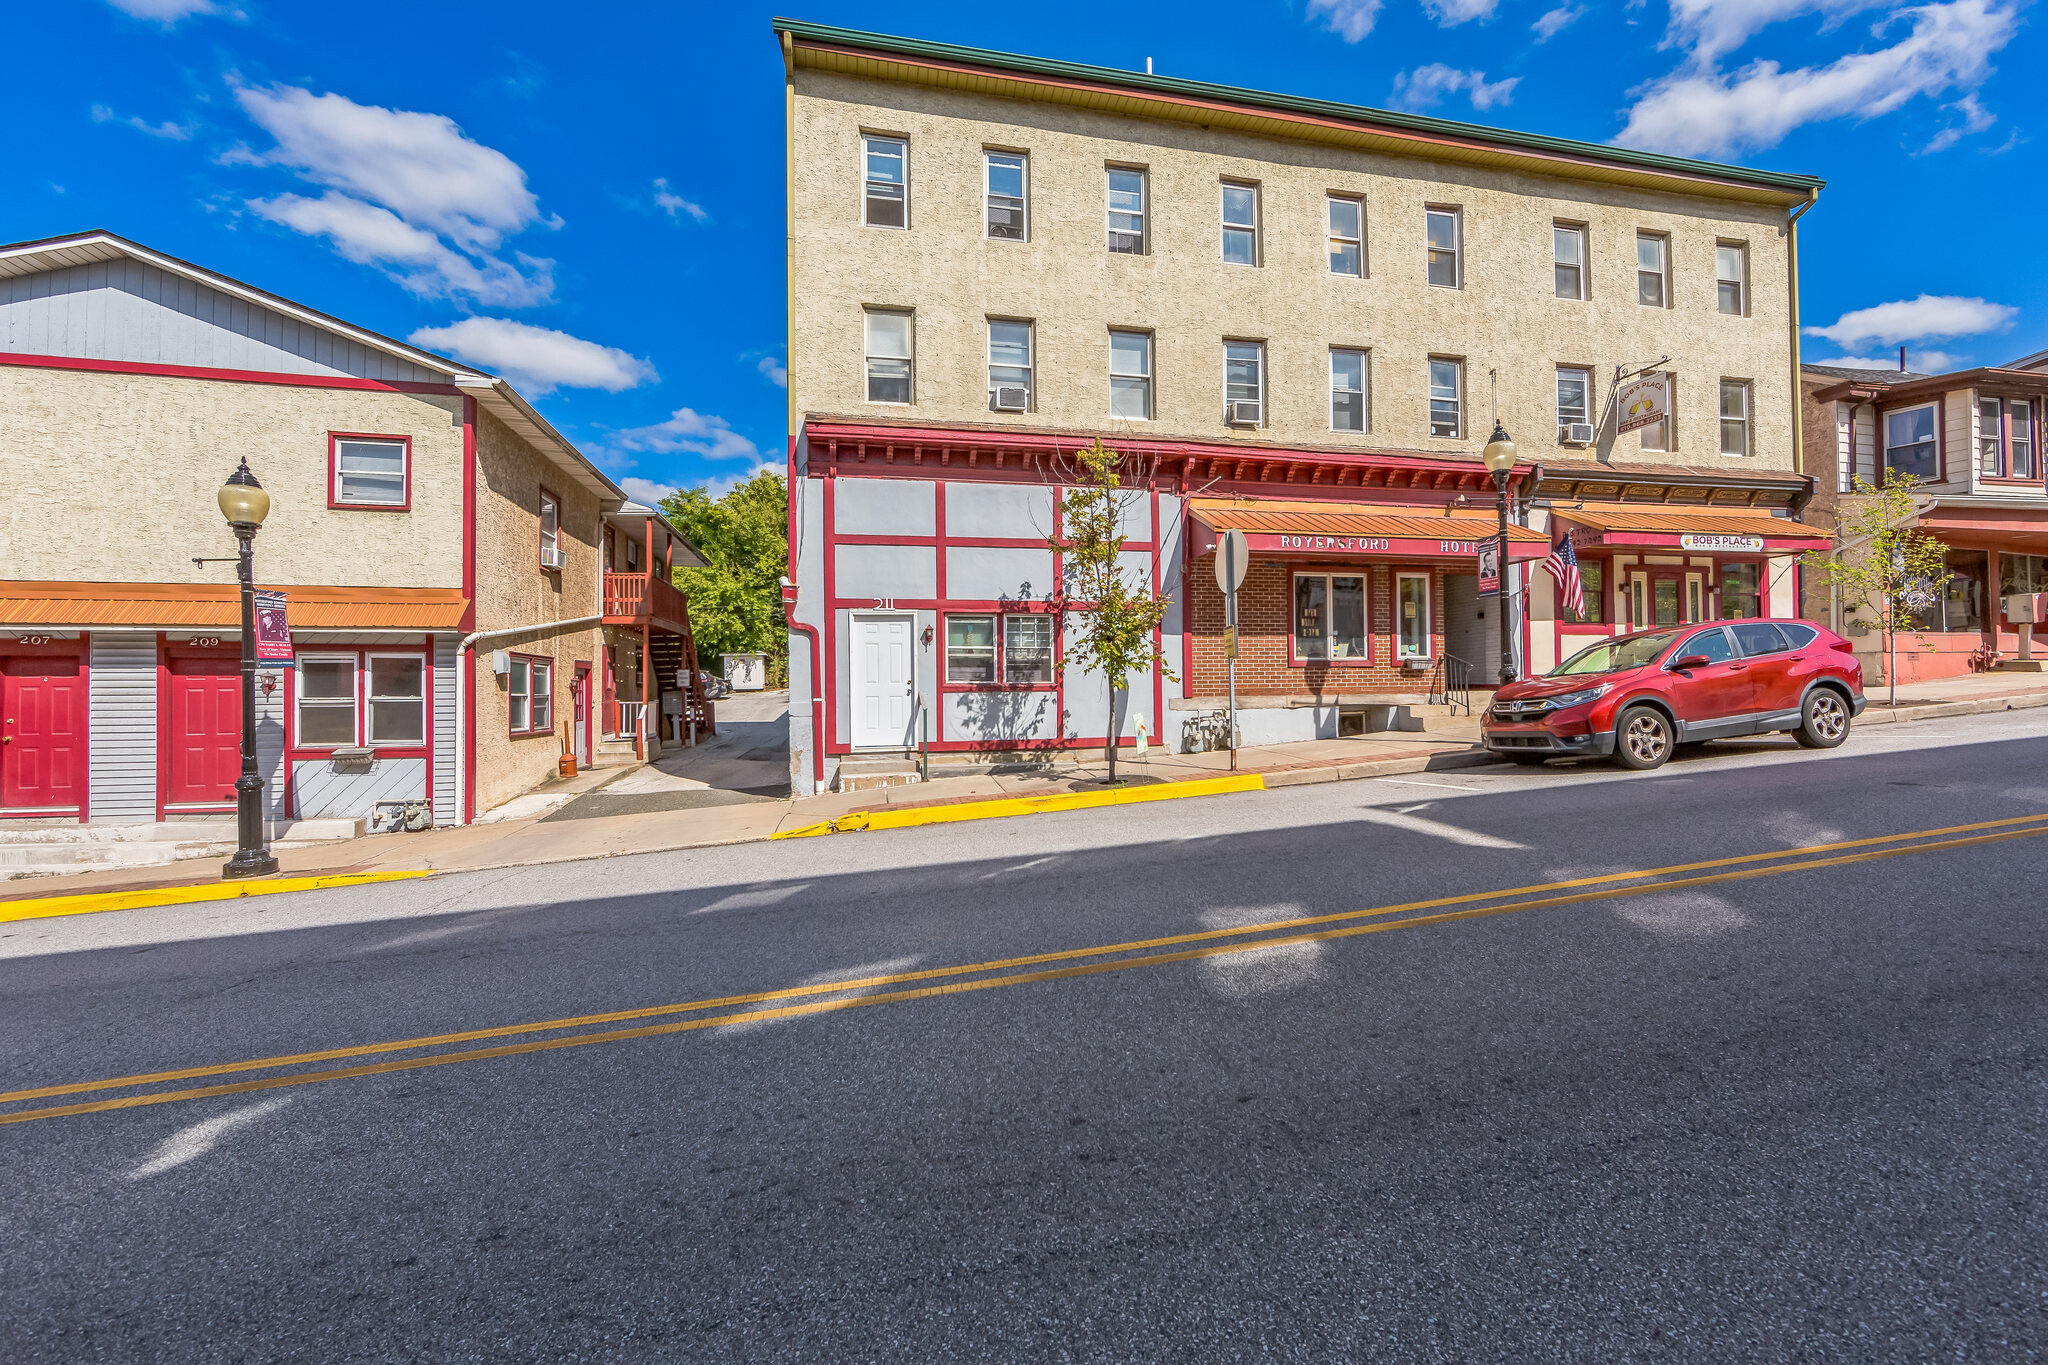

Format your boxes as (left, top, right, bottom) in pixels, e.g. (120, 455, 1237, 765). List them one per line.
(1805, 468, 1951, 706)
(1054, 440, 1175, 783)
(659, 470, 790, 685)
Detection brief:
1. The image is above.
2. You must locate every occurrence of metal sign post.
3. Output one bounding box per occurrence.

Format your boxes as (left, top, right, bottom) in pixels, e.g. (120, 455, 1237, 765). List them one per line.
(1214, 530, 1250, 770)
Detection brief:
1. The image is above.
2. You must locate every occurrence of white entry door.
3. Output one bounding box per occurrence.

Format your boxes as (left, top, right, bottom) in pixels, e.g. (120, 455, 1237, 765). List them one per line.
(851, 613, 916, 748)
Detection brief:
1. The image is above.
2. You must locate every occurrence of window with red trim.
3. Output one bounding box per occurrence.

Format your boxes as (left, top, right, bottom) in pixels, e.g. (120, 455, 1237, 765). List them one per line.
(945, 613, 1055, 686)
(292, 650, 424, 749)
(509, 653, 554, 736)
(1292, 573, 1367, 661)
(329, 434, 410, 509)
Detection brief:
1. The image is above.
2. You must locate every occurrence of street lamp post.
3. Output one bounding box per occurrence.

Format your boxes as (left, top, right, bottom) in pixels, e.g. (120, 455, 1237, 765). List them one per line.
(218, 458, 278, 880)
(1481, 421, 1518, 686)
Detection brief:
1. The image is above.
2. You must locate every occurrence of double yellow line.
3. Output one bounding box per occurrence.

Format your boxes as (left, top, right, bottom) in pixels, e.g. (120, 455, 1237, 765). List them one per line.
(6, 813, 2046, 1127)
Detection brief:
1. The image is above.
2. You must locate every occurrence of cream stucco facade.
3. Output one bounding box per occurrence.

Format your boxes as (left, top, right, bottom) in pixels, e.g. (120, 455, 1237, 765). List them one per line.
(0, 365, 464, 586)
(789, 70, 1801, 473)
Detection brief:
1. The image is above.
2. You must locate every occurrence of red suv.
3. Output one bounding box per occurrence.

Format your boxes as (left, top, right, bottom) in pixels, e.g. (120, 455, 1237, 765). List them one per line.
(1482, 619, 1865, 771)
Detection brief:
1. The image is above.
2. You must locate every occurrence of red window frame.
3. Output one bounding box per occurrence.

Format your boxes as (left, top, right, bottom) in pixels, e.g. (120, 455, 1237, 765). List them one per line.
(1286, 567, 1375, 667)
(508, 651, 556, 737)
(327, 432, 412, 511)
(539, 485, 562, 572)
(286, 648, 430, 756)
(940, 610, 1059, 691)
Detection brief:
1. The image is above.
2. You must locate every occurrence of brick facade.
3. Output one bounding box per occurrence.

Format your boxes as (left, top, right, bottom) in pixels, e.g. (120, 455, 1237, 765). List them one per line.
(1187, 560, 1449, 699)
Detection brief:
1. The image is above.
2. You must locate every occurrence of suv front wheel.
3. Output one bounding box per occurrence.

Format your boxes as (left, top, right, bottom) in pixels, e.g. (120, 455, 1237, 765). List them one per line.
(1614, 706, 1674, 771)
(1793, 689, 1851, 749)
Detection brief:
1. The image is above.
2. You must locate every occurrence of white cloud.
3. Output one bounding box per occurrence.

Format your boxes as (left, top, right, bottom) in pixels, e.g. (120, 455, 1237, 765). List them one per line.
(247, 191, 554, 306)
(231, 82, 556, 304)
(620, 477, 678, 506)
(611, 408, 762, 462)
(1812, 350, 1961, 370)
(1616, 0, 2017, 157)
(91, 104, 195, 140)
(1307, 0, 1383, 41)
(1805, 293, 2016, 347)
(1921, 91, 1997, 152)
(756, 355, 787, 388)
(1533, 4, 1586, 40)
(106, 0, 221, 22)
(1422, 0, 1499, 25)
(407, 317, 657, 396)
(653, 178, 708, 224)
(1662, 0, 1888, 68)
(1390, 64, 1521, 113)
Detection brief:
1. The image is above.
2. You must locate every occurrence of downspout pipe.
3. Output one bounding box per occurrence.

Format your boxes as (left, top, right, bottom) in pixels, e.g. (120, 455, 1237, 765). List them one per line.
(459, 617, 604, 654)
(784, 580, 826, 794)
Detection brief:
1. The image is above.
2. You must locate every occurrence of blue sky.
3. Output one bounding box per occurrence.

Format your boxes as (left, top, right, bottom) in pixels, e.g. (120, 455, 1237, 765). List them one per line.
(5, 1, 2040, 500)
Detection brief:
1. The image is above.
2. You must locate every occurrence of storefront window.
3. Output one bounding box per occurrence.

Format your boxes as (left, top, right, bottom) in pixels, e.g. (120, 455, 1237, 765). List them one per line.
(1563, 561, 1604, 624)
(946, 616, 997, 682)
(1722, 563, 1761, 619)
(1397, 574, 1431, 658)
(2002, 554, 2048, 597)
(1911, 552, 1983, 632)
(1293, 574, 1366, 660)
(1003, 616, 1054, 684)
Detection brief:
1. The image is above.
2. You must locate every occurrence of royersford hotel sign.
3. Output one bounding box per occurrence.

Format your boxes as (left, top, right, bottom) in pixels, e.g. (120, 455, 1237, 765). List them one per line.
(1251, 533, 1542, 559)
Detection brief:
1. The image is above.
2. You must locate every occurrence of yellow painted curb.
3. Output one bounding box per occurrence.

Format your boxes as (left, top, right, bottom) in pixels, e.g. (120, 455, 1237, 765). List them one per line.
(772, 773, 1268, 839)
(0, 870, 433, 925)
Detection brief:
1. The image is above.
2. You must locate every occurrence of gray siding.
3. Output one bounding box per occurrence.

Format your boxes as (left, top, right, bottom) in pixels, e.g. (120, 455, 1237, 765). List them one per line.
(0, 258, 441, 382)
(257, 666, 289, 822)
(292, 757, 428, 819)
(87, 632, 157, 824)
(432, 635, 457, 826)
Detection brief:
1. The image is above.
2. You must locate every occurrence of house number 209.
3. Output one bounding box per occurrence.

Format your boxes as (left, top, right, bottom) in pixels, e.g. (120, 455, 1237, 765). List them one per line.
(191, 636, 222, 647)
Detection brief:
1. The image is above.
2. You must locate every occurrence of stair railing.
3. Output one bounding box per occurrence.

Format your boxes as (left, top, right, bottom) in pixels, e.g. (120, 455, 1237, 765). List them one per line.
(1428, 652, 1475, 716)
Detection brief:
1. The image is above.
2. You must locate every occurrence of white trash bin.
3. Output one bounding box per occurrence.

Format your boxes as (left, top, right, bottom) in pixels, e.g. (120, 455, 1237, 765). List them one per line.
(722, 652, 766, 691)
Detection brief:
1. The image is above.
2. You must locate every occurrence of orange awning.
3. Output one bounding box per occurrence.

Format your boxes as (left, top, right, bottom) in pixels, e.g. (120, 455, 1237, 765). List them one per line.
(1551, 504, 1830, 552)
(0, 582, 468, 630)
(1190, 498, 1549, 560)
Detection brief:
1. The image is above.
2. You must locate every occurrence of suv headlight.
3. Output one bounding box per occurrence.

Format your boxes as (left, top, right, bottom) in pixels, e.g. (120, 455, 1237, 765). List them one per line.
(1540, 684, 1611, 711)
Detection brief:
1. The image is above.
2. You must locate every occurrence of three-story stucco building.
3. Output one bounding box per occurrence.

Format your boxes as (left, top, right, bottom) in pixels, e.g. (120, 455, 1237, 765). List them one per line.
(777, 20, 1827, 793)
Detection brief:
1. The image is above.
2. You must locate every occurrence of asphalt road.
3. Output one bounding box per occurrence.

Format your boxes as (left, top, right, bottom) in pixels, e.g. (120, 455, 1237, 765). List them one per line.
(5, 711, 2048, 1361)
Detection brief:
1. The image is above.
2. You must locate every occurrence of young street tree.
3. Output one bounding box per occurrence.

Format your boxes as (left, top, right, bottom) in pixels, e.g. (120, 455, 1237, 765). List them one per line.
(1805, 468, 1951, 706)
(1054, 439, 1175, 783)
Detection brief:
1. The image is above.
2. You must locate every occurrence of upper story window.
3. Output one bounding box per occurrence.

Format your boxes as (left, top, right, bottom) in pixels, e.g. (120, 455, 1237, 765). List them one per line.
(1716, 242, 1748, 315)
(1330, 348, 1367, 431)
(1554, 224, 1586, 300)
(539, 489, 560, 570)
(863, 308, 913, 404)
(1556, 366, 1592, 437)
(1221, 182, 1260, 265)
(1885, 402, 1938, 480)
(330, 435, 409, 509)
(861, 134, 907, 229)
(1426, 208, 1462, 288)
(988, 319, 1033, 412)
(1224, 340, 1264, 426)
(1328, 195, 1363, 276)
(1429, 357, 1463, 438)
(1637, 232, 1669, 308)
(1720, 380, 1752, 456)
(1110, 330, 1152, 420)
(985, 151, 1028, 241)
(1107, 167, 1146, 254)
(1981, 397, 2036, 479)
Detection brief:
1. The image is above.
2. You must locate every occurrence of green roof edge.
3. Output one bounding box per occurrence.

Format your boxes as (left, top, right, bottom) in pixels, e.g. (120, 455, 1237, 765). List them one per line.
(772, 17, 1825, 197)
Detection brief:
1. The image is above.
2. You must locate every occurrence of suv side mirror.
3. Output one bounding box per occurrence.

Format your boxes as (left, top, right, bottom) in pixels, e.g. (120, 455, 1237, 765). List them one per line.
(1670, 653, 1713, 671)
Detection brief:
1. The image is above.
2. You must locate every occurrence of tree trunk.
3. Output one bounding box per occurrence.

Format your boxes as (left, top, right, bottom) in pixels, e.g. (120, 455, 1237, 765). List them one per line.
(1105, 677, 1120, 783)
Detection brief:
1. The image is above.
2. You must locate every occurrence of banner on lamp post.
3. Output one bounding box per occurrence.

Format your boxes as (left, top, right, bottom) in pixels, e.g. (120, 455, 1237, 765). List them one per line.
(1476, 538, 1502, 598)
(253, 590, 294, 663)
(1616, 372, 1670, 435)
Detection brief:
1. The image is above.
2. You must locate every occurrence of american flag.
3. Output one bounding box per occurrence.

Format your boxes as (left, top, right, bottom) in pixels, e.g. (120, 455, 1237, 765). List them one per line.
(1543, 536, 1584, 618)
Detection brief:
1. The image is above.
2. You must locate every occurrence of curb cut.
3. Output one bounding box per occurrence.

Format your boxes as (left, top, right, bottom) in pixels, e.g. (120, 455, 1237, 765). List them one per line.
(772, 773, 1268, 838)
(0, 870, 434, 925)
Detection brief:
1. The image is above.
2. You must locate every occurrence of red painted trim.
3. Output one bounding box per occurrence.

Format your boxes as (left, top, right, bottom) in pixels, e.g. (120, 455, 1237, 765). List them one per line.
(461, 396, 477, 823)
(154, 636, 241, 819)
(283, 646, 429, 759)
(932, 483, 948, 602)
(0, 351, 460, 394)
(1285, 567, 1378, 667)
(572, 661, 593, 766)
(1152, 489, 1166, 732)
(0, 636, 91, 820)
(823, 472, 839, 754)
(834, 531, 1154, 550)
(538, 484, 562, 572)
(505, 651, 556, 737)
(327, 431, 413, 512)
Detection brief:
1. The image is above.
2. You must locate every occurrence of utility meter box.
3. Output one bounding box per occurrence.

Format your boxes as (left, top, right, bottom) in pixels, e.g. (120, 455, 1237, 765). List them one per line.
(2004, 592, 2048, 623)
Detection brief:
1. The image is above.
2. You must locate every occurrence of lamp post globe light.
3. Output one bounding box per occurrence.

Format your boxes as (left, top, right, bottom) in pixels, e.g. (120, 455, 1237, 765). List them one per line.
(1480, 421, 1518, 686)
(219, 458, 278, 880)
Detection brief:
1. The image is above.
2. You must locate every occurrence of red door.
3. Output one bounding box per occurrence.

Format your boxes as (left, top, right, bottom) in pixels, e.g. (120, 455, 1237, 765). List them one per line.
(1727, 622, 1802, 715)
(165, 653, 241, 808)
(2, 654, 87, 813)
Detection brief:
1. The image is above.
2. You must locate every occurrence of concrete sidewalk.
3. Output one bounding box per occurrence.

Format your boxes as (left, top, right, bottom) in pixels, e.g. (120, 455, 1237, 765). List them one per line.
(7, 672, 2046, 905)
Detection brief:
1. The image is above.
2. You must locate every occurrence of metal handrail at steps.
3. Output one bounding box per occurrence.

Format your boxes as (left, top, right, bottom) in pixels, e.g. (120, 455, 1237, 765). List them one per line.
(1427, 652, 1475, 715)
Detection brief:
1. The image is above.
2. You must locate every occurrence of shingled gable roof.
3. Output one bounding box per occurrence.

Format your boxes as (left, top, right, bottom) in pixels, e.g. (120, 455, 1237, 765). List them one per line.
(0, 229, 625, 505)
(774, 18, 1824, 206)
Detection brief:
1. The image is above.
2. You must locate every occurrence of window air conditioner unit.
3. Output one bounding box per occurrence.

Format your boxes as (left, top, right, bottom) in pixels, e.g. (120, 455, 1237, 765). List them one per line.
(1559, 422, 1596, 446)
(991, 385, 1030, 412)
(541, 546, 566, 570)
(1227, 400, 1263, 427)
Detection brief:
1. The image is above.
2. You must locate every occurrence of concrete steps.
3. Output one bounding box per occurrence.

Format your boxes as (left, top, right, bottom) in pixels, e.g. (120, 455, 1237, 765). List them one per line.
(835, 755, 923, 793)
(0, 818, 363, 881)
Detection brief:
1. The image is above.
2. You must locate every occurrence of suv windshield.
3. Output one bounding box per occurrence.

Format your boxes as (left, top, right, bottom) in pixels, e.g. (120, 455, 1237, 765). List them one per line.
(1549, 629, 1683, 677)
